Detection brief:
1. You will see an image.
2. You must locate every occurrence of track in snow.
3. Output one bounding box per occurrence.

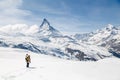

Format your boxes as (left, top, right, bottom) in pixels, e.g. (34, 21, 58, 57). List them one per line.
(1, 68, 31, 80)
(1, 66, 46, 80)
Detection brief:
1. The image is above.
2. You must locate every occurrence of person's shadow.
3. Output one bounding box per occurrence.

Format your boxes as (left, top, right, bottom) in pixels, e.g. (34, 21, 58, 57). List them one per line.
(28, 67, 36, 69)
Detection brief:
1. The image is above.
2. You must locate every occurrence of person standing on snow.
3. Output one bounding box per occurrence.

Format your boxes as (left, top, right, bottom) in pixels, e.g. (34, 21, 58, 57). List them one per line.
(25, 54, 31, 68)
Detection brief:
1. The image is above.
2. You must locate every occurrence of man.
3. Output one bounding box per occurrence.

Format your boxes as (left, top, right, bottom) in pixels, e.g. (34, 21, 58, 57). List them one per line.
(25, 54, 31, 68)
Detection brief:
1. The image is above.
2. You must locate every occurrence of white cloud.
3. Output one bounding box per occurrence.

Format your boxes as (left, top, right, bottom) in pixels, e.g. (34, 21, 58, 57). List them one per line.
(0, 24, 39, 35)
(0, 0, 31, 25)
(0, 0, 22, 8)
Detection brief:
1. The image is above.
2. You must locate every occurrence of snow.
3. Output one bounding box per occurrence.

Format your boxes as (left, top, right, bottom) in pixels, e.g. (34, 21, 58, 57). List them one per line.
(0, 23, 112, 61)
(0, 19, 118, 61)
(0, 47, 120, 80)
(84, 24, 120, 45)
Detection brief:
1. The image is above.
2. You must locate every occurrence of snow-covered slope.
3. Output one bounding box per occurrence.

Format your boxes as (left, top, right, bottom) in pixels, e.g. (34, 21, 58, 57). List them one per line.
(73, 24, 120, 58)
(85, 24, 120, 56)
(0, 47, 120, 80)
(86, 24, 120, 45)
(0, 32, 111, 61)
(0, 19, 113, 61)
(71, 32, 94, 41)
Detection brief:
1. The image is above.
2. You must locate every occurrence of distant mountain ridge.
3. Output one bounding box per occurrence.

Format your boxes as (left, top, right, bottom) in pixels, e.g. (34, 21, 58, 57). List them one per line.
(73, 24, 120, 57)
(0, 20, 118, 61)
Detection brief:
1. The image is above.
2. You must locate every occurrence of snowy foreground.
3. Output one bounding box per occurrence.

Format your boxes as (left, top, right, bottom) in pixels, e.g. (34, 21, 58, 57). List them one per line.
(0, 47, 120, 80)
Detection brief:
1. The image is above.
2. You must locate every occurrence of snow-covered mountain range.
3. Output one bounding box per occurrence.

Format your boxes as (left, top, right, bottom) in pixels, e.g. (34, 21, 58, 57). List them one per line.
(0, 19, 119, 61)
(73, 24, 120, 58)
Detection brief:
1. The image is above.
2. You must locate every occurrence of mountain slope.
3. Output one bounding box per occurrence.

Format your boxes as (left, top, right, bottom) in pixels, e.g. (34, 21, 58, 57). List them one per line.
(38, 18, 62, 37)
(73, 24, 120, 57)
(87, 24, 119, 45)
(87, 24, 120, 56)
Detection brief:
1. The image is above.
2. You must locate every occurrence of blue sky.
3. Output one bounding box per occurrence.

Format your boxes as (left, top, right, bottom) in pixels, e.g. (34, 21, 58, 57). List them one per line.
(0, 0, 120, 34)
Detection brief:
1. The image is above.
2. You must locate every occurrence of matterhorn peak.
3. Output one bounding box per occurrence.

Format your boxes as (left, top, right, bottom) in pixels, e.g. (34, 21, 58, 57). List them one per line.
(40, 18, 50, 28)
(39, 18, 57, 31)
(38, 18, 62, 37)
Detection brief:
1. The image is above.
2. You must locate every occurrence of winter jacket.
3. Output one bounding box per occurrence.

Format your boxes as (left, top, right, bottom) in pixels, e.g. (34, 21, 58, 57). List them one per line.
(25, 55, 31, 63)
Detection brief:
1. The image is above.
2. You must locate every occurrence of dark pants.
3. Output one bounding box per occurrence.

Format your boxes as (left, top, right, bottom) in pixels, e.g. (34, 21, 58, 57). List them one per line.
(26, 63, 29, 68)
